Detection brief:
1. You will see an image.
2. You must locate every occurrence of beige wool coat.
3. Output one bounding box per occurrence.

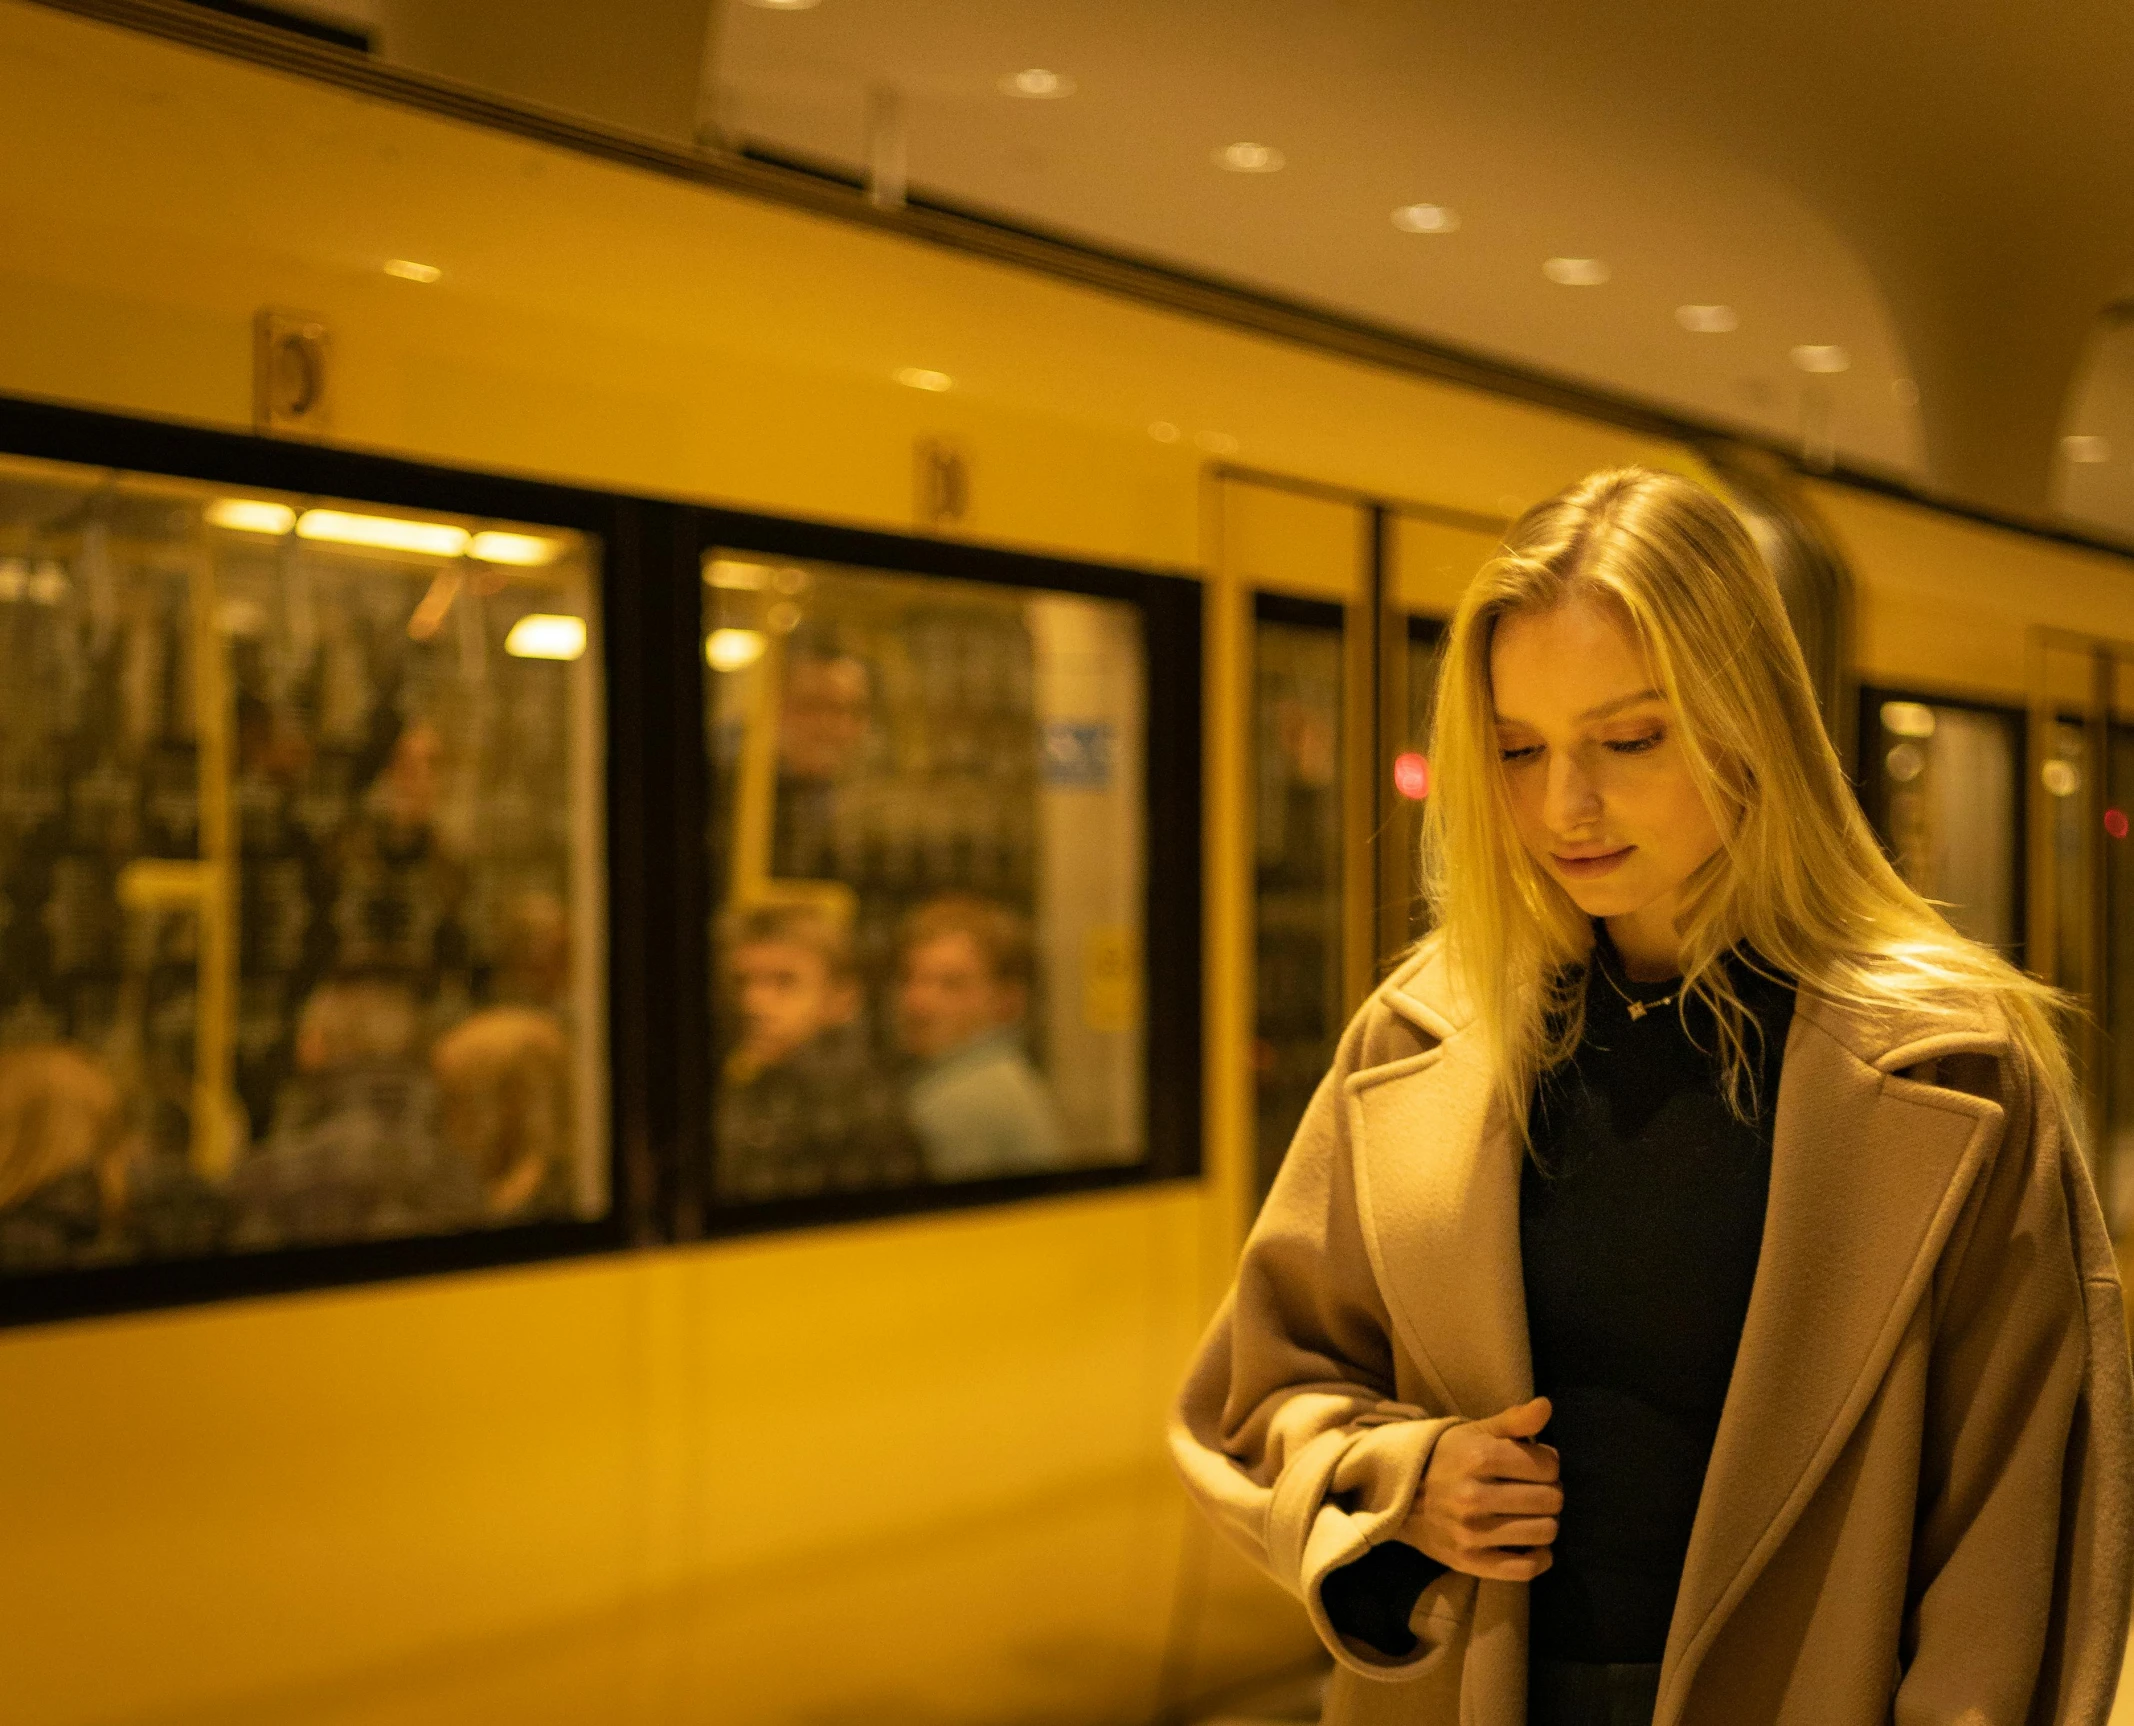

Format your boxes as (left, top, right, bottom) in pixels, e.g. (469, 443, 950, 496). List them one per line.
(1172, 941, 2134, 1725)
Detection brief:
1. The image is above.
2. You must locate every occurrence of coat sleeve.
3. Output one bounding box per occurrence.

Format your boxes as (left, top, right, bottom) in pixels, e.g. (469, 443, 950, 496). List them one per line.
(1167, 1003, 1472, 1681)
(1895, 1051, 2134, 1726)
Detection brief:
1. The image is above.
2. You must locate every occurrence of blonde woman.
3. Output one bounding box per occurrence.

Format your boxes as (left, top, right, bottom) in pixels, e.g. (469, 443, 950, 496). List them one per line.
(1172, 469, 2134, 1726)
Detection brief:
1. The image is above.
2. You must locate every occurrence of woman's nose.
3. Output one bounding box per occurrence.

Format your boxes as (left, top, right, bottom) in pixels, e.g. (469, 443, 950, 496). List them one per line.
(1544, 754, 1602, 832)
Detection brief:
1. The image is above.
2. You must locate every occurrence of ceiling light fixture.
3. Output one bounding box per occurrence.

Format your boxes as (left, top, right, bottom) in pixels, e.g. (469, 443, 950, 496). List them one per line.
(1790, 344, 1851, 374)
(1676, 304, 1738, 333)
(1148, 421, 1181, 444)
(2064, 435, 2112, 463)
(1002, 68, 1074, 97)
(894, 366, 953, 392)
(1543, 257, 1610, 286)
(1215, 142, 1283, 173)
(297, 509, 470, 557)
(504, 614, 588, 660)
(1391, 203, 1459, 234)
(383, 259, 442, 284)
(706, 628, 769, 672)
(468, 530, 563, 566)
(206, 499, 297, 535)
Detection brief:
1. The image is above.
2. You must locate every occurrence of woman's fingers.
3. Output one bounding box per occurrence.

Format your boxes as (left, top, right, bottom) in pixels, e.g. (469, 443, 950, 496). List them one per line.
(1481, 1436, 1560, 1482)
(1466, 1546, 1554, 1582)
(1463, 1514, 1558, 1549)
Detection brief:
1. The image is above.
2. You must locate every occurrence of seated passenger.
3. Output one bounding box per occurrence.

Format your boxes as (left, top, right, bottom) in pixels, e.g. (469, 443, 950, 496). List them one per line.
(0, 1043, 137, 1271)
(715, 902, 920, 1203)
(431, 1007, 573, 1221)
(894, 895, 1065, 1181)
(229, 976, 481, 1248)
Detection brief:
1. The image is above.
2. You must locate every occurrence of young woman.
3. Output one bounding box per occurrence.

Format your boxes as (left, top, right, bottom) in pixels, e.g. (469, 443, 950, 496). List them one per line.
(1172, 468, 2134, 1726)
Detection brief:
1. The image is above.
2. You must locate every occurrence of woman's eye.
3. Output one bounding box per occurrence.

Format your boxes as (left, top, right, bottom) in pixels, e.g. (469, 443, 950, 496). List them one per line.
(1499, 744, 1542, 763)
(1604, 732, 1663, 755)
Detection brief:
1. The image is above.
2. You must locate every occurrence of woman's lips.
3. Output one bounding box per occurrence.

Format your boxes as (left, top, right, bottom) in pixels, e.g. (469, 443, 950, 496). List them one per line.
(1552, 846, 1633, 879)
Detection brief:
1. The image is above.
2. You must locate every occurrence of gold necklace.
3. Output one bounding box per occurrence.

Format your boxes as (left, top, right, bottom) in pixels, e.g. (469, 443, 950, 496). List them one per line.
(1597, 961, 1680, 1022)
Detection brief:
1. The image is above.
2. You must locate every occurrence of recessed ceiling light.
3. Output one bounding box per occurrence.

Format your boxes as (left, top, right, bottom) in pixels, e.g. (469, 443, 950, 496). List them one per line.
(1216, 142, 1284, 173)
(383, 259, 442, 283)
(1543, 257, 1609, 286)
(894, 367, 953, 392)
(1391, 203, 1459, 234)
(1148, 421, 1181, 443)
(1790, 344, 1851, 373)
(1676, 304, 1738, 333)
(1002, 68, 1074, 97)
(2064, 434, 2112, 463)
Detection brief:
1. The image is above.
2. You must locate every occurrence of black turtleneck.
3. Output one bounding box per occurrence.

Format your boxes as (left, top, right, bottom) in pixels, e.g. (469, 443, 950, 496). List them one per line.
(1321, 930, 1795, 1664)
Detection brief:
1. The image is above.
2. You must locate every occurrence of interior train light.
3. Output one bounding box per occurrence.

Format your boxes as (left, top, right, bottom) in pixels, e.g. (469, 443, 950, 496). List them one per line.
(383, 259, 442, 284)
(297, 510, 470, 557)
(1216, 142, 1284, 172)
(1393, 752, 1432, 800)
(706, 628, 768, 672)
(2043, 759, 2080, 798)
(894, 367, 953, 392)
(705, 559, 772, 590)
(1879, 701, 1937, 739)
(1676, 304, 1739, 333)
(469, 531, 562, 566)
(1790, 344, 1851, 373)
(745, 0, 821, 8)
(1543, 257, 1610, 286)
(2108, 808, 2130, 841)
(207, 499, 298, 535)
(1003, 68, 1074, 97)
(2064, 435, 2112, 464)
(1148, 421, 1181, 443)
(1392, 204, 1459, 234)
(504, 614, 587, 660)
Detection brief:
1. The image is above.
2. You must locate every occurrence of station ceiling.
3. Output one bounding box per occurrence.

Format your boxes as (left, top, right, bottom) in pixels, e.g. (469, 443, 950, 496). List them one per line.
(122, 0, 2134, 541)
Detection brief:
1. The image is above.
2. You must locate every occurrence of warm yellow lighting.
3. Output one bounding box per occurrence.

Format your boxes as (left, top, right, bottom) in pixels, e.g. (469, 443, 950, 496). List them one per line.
(706, 628, 768, 672)
(1148, 421, 1181, 443)
(1676, 304, 1739, 333)
(1543, 257, 1610, 286)
(2044, 759, 2081, 798)
(207, 498, 297, 535)
(469, 530, 562, 566)
(1003, 68, 1073, 97)
(2064, 435, 2112, 464)
(1880, 701, 1937, 739)
(383, 259, 443, 283)
(297, 510, 470, 557)
(1216, 142, 1284, 173)
(1790, 344, 1851, 374)
(745, 0, 820, 8)
(895, 366, 953, 392)
(705, 558, 772, 590)
(504, 614, 587, 660)
(1391, 203, 1459, 234)
(1194, 430, 1240, 455)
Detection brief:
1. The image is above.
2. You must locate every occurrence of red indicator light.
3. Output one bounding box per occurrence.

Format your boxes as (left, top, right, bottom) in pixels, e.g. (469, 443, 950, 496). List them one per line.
(1393, 752, 1431, 800)
(2108, 808, 2129, 840)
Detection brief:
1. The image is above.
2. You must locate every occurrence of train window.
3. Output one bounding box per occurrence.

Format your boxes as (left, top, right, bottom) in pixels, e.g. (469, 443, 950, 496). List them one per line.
(1252, 595, 1344, 1203)
(703, 551, 1149, 1206)
(1387, 614, 1447, 956)
(0, 452, 608, 1283)
(1856, 689, 2024, 957)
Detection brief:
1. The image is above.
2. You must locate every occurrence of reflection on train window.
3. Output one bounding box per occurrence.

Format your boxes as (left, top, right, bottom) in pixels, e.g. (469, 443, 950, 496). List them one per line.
(703, 553, 1145, 1201)
(1387, 615, 1446, 960)
(1252, 600, 1343, 1202)
(1856, 691, 2022, 956)
(0, 454, 607, 1276)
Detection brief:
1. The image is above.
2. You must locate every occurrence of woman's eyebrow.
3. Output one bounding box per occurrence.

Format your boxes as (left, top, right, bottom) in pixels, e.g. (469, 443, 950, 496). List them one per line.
(1577, 688, 1665, 721)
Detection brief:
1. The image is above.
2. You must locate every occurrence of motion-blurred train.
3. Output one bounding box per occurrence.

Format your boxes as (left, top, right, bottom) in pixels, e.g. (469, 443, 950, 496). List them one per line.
(4, 7, 2133, 1725)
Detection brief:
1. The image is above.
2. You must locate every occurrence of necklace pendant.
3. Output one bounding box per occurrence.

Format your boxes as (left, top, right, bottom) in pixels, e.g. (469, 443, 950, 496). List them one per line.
(1627, 1000, 1649, 1021)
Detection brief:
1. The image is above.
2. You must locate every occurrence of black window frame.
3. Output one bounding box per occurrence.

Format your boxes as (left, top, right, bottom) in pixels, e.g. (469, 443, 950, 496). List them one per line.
(1854, 680, 2029, 964)
(686, 511, 1204, 1241)
(0, 394, 668, 1325)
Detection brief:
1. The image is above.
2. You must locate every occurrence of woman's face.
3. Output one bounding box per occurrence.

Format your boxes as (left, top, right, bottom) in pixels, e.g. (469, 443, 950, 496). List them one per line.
(1488, 592, 1723, 955)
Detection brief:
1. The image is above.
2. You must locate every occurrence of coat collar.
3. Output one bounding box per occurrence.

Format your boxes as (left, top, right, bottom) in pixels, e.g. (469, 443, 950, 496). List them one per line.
(1350, 942, 2010, 1711)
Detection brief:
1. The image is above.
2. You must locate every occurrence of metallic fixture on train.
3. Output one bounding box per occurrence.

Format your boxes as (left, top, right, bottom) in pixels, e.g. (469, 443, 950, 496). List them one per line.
(251, 308, 332, 437)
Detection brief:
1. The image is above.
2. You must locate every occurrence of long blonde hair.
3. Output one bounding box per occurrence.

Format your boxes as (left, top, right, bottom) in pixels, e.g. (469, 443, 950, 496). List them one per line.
(1421, 466, 2073, 1142)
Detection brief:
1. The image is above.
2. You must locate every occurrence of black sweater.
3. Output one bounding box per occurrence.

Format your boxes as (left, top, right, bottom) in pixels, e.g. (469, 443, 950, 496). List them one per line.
(1322, 932, 1795, 1663)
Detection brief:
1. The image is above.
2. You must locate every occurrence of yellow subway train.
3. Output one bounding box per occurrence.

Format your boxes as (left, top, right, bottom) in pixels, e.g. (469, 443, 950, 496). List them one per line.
(3, 7, 2134, 1725)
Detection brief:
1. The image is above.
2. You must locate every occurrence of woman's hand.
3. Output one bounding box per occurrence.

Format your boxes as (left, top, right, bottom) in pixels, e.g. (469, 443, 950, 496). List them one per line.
(1401, 1395, 1562, 1581)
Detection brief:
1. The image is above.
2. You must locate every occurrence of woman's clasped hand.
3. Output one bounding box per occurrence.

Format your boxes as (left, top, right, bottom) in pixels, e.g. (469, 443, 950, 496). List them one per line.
(1403, 1395, 1563, 1581)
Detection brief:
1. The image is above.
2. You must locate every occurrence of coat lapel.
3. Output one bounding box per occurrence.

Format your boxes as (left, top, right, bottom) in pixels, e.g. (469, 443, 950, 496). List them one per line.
(1346, 1020, 1532, 1421)
(1657, 994, 2007, 1717)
